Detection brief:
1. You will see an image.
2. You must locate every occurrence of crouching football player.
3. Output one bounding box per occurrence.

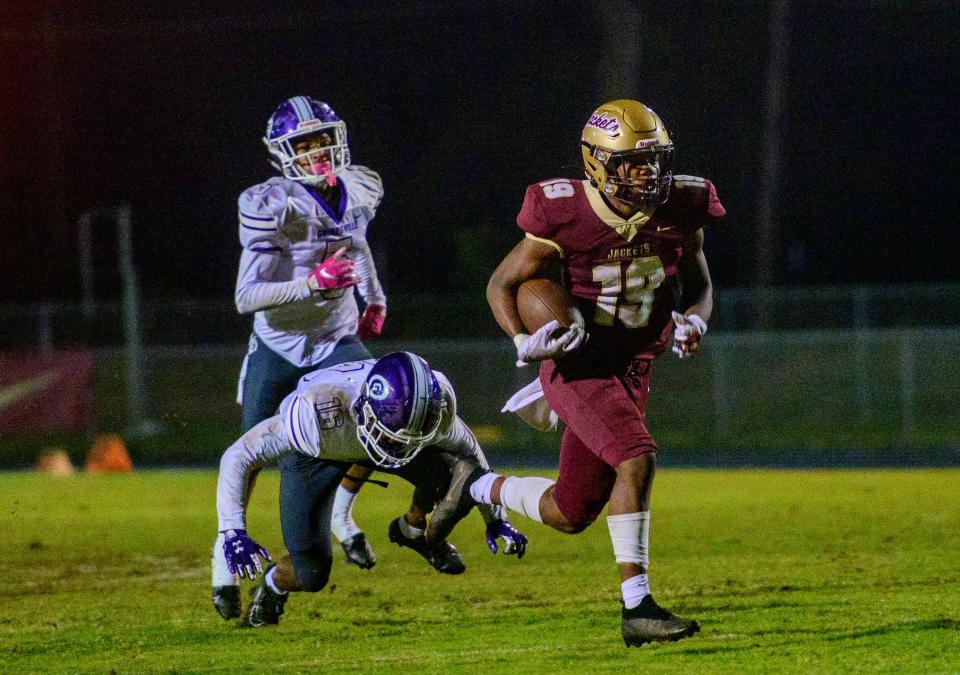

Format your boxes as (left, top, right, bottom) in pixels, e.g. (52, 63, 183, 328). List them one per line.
(215, 351, 527, 627)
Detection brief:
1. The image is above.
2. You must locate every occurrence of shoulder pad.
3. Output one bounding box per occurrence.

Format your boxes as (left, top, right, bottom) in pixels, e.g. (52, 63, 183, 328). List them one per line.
(516, 178, 582, 248)
(668, 175, 725, 222)
(279, 393, 320, 456)
(342, 165, 384, 211)
(238, 179, 288, 250)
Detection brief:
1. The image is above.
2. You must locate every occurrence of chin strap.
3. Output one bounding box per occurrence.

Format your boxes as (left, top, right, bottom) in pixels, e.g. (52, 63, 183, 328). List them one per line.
(340, 473, 390, 489)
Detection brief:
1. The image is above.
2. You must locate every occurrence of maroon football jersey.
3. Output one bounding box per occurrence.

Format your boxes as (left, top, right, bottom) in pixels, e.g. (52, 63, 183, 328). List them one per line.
(517, 176, 725, 362)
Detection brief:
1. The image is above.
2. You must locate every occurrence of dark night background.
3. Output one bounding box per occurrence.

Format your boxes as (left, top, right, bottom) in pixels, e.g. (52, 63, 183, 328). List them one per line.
(2, 0, 958, 307)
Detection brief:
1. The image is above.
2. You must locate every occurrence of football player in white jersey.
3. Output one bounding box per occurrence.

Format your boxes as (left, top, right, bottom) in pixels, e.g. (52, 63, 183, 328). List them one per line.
(213, 96, 389, 619)
(215, 352, 528, 627)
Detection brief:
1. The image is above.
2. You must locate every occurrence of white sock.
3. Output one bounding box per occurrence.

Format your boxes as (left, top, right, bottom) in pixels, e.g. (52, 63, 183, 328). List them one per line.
(606, 512, 650, 566)
(265, 566, 287, 596)
(469, 472, 500, 504)
(398, 516, 424, 539)
(499, 476, 554, 523)
(621, 574, 650, 609)
(330, 485, 362, 543)
(211, 533, 239, 587)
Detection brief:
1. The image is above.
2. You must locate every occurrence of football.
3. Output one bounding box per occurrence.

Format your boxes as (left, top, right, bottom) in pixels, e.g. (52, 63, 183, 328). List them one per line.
(516, 278, 582, 333)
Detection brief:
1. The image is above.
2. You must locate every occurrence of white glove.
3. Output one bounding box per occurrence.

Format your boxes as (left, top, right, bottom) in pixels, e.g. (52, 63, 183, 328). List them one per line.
(514, 320, 588, 367)
(671, 311, 707, 358)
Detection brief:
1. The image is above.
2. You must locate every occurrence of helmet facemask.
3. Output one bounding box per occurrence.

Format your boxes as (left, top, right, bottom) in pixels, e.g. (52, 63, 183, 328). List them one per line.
(355, 399, 443, 468)
(264, 121, 350, 187)
(590, 144, 674, 208)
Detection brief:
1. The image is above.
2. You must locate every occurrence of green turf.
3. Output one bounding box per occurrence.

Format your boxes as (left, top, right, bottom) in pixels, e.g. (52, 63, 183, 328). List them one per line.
(2, 468, 959, 673)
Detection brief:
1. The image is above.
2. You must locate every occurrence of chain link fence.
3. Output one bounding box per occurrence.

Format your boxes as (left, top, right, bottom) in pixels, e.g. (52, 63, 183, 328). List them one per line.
(2, 286, 958, 467)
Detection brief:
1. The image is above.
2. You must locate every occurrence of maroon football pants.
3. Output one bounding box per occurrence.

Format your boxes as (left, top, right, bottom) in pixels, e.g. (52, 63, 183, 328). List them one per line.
(539, 358, 658, 528)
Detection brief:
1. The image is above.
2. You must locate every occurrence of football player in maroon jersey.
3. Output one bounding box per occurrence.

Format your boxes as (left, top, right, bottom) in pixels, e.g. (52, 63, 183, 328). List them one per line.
(479, 100, 724, 646)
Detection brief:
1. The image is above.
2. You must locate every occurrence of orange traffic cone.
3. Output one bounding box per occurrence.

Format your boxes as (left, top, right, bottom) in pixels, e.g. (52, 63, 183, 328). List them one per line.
(36, 448, 76, 476)
(85, 433, 134, 473)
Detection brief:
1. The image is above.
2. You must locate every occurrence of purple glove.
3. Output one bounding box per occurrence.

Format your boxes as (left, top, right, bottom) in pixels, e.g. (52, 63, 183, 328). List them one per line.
(222, 529, 271, 579)
(485, 520, 528, 559)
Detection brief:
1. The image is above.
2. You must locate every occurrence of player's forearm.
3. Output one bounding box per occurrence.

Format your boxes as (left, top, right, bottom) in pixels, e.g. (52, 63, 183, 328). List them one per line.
(234, 277, 312, 314)
(678, 232, 713, 322)
(352, 241, 387, 307)
(681, 280, 713, 323)
(486, 271, 526, 338)
(216, 443, 262, 531)
(216, 418, 289, 530)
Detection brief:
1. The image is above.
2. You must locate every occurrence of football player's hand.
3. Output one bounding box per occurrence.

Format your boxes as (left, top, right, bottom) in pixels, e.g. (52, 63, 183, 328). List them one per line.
(222, 529, 271, 579)
(307, 247, 359, 293)
(485, 519, 528, 559)
(671, 311, 707, 359)
(515, 320, 588, 367)
(357, 304, 386, 340)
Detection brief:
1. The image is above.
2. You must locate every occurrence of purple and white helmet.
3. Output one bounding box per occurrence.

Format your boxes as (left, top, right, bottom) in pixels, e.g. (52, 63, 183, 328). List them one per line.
(262, 96, 351, 186)
(355, 352, 445, 468)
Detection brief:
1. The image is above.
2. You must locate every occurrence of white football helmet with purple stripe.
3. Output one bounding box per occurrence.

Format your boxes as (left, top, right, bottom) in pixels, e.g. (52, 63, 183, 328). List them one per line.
(262, 96, 351, 186)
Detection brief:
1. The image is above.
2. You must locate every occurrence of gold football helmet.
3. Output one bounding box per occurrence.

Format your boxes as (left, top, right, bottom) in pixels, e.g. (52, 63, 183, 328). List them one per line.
(580, 99, 674, 208)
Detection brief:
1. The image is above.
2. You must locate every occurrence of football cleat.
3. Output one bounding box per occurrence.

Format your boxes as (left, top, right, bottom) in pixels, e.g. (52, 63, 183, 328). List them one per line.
(243, 567, 288, 627)
(212, 586, 241, 620)
(621, 595, 700, 647)
(426, 461, 487, 544)
(388, 517, 465, 575)
(341, 532, 377, 569)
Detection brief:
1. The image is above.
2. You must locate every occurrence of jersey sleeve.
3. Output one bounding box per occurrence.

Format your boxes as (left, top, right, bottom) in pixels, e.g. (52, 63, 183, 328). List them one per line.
(430, 371, 481, 460)
(216, 416, 292, 531)
(517, 184, 551, 238)
(672, 175, 726, 233)
(238, 182, 287, 252)
(516, 183, 565, 256)
(279, 391, 322, 458)
(701, 179, 726, 223)
(234, 183, 313, 314)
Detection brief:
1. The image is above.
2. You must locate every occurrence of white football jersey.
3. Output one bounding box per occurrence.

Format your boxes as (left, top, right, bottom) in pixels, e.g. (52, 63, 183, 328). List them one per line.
(216, 360, 493, 532)
(234, 166, 387, 367)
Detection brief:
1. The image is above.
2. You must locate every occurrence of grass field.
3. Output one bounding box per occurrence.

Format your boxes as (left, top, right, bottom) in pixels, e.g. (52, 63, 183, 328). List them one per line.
(3, 468, 959, 673)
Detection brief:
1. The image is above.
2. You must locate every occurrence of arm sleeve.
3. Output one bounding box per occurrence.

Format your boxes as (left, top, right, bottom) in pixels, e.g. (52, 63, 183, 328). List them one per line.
(235, 248, 312, 314)
(352, 238, 387, 307)
(217, 416, 291, 531)
(437, 427, 507, 524)
(234, 184, 313, 314)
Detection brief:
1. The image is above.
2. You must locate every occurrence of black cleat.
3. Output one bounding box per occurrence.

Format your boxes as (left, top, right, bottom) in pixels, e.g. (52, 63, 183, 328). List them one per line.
(426, 461, 488, 543)
(243, 568, 288, 627)
(341, 532, 377, 569)
(212, 585, 241, 620)
(621, 595, 700, 647)
(388, 517, 466, 574)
